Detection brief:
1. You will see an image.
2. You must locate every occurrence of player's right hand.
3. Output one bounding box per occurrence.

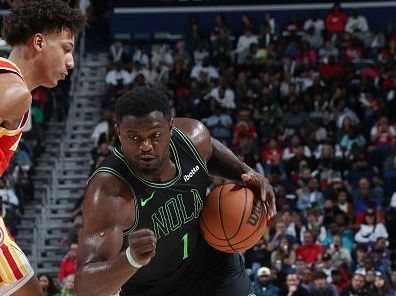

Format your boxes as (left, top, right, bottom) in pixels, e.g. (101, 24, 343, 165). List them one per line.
(128, 229, 157, 266)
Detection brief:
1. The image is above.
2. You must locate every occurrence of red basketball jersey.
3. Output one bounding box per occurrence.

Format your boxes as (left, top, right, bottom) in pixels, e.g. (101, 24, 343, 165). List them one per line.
(0, 57, 28, 176)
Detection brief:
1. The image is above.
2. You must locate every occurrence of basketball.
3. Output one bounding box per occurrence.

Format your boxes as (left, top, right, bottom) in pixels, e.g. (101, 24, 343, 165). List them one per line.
(199, 183, 268, 253)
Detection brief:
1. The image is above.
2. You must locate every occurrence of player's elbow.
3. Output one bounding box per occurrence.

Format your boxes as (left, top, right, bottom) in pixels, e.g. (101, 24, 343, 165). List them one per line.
(74, 270, 103, 296)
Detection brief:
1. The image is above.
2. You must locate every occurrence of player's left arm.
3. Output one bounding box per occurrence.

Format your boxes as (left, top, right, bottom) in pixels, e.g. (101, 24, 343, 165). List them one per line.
(174, 118, 276, 219)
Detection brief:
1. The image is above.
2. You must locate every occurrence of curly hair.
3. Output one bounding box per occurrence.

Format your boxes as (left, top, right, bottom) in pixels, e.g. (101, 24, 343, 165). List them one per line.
(115, 87, 171, 123)
(2, 0, 86, 46)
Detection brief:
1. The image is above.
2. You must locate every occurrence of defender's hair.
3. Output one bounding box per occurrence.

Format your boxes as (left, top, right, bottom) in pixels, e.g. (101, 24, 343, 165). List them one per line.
(115, 86, 170, 122)
(2, 0, 86, 46)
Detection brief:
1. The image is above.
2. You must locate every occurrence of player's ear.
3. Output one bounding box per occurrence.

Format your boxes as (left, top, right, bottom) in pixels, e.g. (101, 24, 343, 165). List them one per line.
(33, 33, 46, 52)
(169, 117, 174, 132)
(114, 123, 120, 138)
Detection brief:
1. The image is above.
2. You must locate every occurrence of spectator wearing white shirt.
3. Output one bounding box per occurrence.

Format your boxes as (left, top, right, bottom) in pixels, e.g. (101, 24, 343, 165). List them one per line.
(235, 28, 258, 64)
(345, 9, 369, 38)
(105, 62, 132, 86)
(354, 208, 388, 245)
(304, 12, 325, 35)
(190, 56, 219, 82)
(151, 43, 173, 68)
(202, 103, 233, 141)
(205, 83, 236, 110)
(132, 45, 149, 67)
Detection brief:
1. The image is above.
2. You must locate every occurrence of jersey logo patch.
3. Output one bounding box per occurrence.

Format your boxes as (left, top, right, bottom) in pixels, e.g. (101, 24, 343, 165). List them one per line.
(183, 165, 199, 182)
(140, 191, 155, 207)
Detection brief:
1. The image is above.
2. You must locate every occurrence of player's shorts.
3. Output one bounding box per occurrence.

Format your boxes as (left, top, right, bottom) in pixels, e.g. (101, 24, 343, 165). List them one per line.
(0, 217, 35, 296)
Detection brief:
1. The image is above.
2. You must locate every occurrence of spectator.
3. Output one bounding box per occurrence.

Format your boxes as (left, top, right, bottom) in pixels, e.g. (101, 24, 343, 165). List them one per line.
(345, 9, 369, 37)
(58, 243, 77, 282)
(341, 270, 368, 296)
(354, 208, 388, 245)
(310, 271, 339, 296)
(372, 271, 394, 296)
(327, 234, 352, 268)
(280, 272, 312, 296)
(325, 3, 347, 35)
(38, 273, 60, 296)
(56, 274, 76, 296)
(296, 230, 325, 264)
(253, 267, 280, 296)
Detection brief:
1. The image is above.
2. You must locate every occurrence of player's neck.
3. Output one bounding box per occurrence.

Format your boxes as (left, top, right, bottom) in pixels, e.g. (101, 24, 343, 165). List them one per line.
(8, 47, 40, 91)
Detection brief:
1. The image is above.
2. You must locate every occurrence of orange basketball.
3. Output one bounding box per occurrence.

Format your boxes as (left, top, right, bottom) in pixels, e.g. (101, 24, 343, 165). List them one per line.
(199, 183, 267, 253)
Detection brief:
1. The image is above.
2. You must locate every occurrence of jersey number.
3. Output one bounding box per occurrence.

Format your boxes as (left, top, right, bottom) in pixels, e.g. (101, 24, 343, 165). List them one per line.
(182, 233, 189, 260)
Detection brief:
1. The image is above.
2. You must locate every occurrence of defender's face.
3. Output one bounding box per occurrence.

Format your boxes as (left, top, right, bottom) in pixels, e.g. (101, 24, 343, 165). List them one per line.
(36, 28, 75, 87)
(117, 112, 172, 175)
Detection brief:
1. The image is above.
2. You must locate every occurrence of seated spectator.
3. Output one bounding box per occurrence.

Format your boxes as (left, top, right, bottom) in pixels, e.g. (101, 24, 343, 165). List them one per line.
(253, 267, 280, 296)
(271, 235, 296, 273)
(309, 271, 339, 296)
(325, 3, 347, 35)
(354, 208, 388, 246)
(341, 270, 368, 296)
(262, 138, 284, 174)
(327, 234, 352, 268)
(151, 43, 173, 68)
(132, 45, 149, 67)
(280, 272, 312, 296)
(296, 179, 324, 214)
(190, 56, 219, 82)
(204, 82, 236, 110)
(335, 189, 354, 219)
(319, 55, 345, 81)
(201, 103, 233, 142)
(108, 40, 130, 67)
(58, 243, 77, 282)
(296, 230, 325, 264)
(105, 61, 132, 87)
(235, 28, 259, 64)
(345, 9, 369, 38)
(56, 274, 76, 296)
(372, 271, 394, 296)
(38, 273, 60, 296)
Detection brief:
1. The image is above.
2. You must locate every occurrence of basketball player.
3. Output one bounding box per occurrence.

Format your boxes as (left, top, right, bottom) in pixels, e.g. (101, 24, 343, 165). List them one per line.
(0, 1, 85, 295)
(75, 87, 276, 296)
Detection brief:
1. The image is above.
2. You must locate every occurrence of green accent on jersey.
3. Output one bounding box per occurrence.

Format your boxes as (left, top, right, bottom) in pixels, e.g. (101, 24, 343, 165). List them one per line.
(182, 233, 189, 260)
(140, 191, 155, 207)
(150, 189, 204, 239)
(89, 167, 139, 235)
(173, 128, 208, 173)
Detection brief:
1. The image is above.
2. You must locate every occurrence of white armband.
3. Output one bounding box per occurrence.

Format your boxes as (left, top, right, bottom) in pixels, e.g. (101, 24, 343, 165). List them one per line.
(125, 247, 143, 269)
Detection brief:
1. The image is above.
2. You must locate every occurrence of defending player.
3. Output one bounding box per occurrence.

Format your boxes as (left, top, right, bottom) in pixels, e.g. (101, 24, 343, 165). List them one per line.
(75, 87, 276, 296)
(0, 1, 85, 295)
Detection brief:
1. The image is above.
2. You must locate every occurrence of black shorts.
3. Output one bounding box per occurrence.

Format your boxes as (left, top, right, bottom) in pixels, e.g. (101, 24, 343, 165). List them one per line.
(121, 254, 255, 296)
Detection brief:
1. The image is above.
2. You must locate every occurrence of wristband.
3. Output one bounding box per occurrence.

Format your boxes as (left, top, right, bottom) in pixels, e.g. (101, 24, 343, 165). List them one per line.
(125, 247, 143, 268)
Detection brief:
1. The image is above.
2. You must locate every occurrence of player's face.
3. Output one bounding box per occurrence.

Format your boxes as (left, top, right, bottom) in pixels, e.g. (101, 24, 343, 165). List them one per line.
(36, 28, 75, 87)
(117, 112, 172, 175)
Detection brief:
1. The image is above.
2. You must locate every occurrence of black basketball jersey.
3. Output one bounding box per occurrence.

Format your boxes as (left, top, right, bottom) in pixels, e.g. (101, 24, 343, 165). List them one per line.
(90, 128, 246, 296)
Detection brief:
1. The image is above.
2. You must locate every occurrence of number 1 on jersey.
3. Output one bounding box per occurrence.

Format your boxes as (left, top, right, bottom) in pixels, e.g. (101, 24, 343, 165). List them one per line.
(182, 233, 189, 260)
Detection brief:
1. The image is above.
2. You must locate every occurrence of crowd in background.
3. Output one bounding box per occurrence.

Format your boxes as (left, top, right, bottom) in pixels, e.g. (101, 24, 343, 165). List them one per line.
(88, 3, 396, 296)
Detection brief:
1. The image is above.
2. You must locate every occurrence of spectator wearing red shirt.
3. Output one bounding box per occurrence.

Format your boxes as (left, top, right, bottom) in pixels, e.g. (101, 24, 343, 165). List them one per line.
(58, 243, 78, 281)
(296, 230, 325, 264)
(325, 3, 347, 34)
(319, 55, 345, 81)
(262, 138, 283, 173)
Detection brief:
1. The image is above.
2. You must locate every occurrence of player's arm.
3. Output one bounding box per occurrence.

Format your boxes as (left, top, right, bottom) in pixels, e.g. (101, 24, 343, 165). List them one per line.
(0, 73, 31, 127)
(174, 117, 276, 218)
(75, 173, 156, 296)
